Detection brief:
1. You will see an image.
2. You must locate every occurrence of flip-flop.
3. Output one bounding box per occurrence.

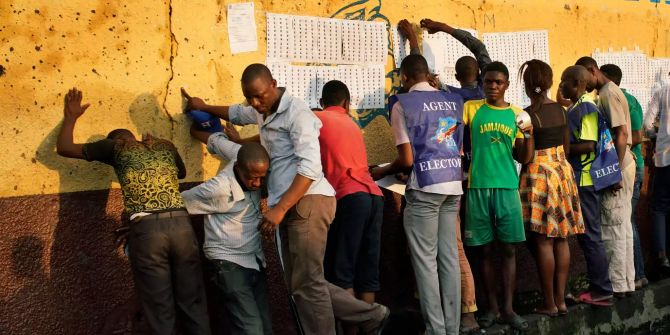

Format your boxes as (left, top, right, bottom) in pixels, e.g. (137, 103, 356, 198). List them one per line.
(477, 311, 498, 329)
(497, 313, 529, 331)
(558, 309, 569, 316)
(578, 291, 613, 307)
(532, 307, 558, 317)
(565, 292, 579, 306)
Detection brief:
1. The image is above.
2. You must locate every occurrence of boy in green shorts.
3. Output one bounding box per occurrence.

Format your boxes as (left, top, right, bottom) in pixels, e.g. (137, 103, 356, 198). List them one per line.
(462, 61, 534, 331)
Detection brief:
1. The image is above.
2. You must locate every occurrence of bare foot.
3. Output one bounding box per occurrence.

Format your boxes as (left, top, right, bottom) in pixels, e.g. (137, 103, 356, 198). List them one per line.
(532, 304, 558, 317)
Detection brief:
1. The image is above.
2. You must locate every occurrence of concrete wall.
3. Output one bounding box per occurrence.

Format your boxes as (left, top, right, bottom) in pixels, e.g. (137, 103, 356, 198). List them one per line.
(1, 0, 670, 334)
(2, 0, 670, 196)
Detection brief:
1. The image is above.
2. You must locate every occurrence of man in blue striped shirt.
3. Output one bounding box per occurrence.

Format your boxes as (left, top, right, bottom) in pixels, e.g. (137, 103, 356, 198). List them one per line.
(182, 128, 272, 335)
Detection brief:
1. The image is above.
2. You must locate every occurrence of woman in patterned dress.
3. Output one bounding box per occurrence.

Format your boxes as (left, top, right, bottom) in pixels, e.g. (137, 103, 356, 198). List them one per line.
(518, 60, 585, 316)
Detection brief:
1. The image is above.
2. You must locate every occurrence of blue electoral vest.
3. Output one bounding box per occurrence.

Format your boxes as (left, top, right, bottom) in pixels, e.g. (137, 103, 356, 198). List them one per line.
(397, 90, 465, 187)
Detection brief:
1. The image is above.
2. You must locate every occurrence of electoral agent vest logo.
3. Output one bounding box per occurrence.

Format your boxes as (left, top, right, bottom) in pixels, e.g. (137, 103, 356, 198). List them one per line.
(601, 130, 614, 152)
(397, 90, 464, 188)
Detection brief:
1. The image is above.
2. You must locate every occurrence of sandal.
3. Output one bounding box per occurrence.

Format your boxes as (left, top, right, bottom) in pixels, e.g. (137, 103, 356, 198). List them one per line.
(558, 308, 569, 316)
(498, 313, 529, 331)
(578, 291, 613, 307)
(477, 311, 498, 329)
(532, 307, 558, 317)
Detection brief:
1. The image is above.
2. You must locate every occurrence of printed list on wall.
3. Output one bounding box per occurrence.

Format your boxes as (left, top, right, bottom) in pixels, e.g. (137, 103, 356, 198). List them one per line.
(593, 48, 670, 115)
(393, 27, 550, 109)
(266, 13, 387, 110)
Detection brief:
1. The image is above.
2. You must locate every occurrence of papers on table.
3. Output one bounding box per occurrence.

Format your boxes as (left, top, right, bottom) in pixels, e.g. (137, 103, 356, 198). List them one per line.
(373, 163, 406, 196)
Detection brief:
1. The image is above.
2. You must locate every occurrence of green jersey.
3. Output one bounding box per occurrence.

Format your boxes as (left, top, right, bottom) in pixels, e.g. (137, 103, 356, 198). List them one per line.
(463, 99, 524, 189)
(622, 89, 644, 168)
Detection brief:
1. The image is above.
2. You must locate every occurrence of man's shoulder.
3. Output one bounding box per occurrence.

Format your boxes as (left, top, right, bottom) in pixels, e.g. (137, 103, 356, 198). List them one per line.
(577, 99, 599, 114)
(601, 82, 626, 99)
(145, 135, 175, 147)
(282, 91, 311, 113)
(623, 90, 641, 106)
(464, 99, 486, 109)
(509, 104, 524, 115)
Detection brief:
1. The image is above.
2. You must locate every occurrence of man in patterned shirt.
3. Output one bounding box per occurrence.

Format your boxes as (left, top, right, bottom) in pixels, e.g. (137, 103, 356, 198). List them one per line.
(56, 88, 210, 335)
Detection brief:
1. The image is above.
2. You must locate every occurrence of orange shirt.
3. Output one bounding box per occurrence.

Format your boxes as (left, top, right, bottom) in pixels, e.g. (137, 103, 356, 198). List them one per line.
(315, 106, 382, 199)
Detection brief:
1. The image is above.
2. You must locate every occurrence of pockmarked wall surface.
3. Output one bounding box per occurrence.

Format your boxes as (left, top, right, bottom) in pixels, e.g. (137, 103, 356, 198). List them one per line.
(1, 0, 669, 197)
(0, 1, 669, 334)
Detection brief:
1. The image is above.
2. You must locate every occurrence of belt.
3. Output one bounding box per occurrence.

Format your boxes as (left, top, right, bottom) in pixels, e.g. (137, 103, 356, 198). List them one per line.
(132, 209, 189, 223)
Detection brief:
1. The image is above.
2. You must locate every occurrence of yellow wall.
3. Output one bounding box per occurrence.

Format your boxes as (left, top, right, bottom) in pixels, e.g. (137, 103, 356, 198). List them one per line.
(1, 0, 669, 197)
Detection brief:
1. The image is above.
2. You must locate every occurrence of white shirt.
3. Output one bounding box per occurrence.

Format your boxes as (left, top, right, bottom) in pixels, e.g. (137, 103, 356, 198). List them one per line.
(390, 82, 463, 195)
(645, 84, 670, 167)
(229, 89, 335, 207)
(181, 133, 265, 270)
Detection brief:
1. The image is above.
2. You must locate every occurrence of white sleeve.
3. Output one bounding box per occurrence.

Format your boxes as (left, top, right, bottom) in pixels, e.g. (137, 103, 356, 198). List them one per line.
(228, 104, 258, 125)
(390, 103, 410, 145)
(181, 174, 236, 214)
(206, 132, 241, 161)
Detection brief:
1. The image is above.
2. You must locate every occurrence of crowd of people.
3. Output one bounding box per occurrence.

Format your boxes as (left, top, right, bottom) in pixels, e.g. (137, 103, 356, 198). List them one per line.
(53, 17, 670, 335)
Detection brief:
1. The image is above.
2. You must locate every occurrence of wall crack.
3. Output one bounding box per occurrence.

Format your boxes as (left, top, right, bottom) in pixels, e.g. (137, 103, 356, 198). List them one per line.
(162, 0, 179, 136)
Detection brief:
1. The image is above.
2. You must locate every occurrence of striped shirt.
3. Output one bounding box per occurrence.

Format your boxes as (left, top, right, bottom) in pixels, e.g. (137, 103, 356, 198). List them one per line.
(181, 133, 265, 270)
(645, 85, 670, 168)
(228, 89, 335, 207)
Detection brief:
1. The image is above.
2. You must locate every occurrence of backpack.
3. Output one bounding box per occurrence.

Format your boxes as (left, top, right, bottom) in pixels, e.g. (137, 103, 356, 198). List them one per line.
(589, 108, 623, 191)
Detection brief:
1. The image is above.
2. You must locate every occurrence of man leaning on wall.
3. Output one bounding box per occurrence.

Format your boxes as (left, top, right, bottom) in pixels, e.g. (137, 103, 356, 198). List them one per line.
(55, 88, 211, 335)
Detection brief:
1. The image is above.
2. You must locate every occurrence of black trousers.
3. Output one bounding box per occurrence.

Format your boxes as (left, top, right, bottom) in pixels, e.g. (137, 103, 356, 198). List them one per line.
(128, 210, 211, 335)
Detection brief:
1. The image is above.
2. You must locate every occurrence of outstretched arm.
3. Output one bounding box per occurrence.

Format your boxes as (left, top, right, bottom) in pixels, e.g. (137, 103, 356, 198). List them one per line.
(181, 87, 231, 121)
(398, 19, 420, 55)
(56, 88, 91, 159)
(370, 143, 413, 180)
(420, 18, 492, 71)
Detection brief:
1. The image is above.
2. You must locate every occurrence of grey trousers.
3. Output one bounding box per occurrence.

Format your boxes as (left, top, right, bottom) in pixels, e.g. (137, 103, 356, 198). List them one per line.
(280, 195, 386, 335)
(404, 190, 461, 335)
(210, 259, 272, 335)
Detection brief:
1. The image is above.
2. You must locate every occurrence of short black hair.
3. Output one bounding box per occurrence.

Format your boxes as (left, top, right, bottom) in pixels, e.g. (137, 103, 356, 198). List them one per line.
(455, 56, 478, 80)
(320, 80, 350, 108)
(237, 142, 270, 167)
(483, 61, 509, 80)
(107, 128, 134, 140)
(600, 64, 623, 86)
(575, 56, 599, 69)
(400, 54, 430, 81)
(563, 65, 590, 83)
(241, 63, 273, 85)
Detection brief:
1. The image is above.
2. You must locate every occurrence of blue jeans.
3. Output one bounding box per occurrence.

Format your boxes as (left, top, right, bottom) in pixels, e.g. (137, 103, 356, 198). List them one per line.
(576, 186, 613, 295)
(632, 166, 646, 280)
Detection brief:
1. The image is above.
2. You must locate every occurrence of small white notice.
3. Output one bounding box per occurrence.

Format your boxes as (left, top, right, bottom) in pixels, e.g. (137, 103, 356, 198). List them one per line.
(374, 163, 407, 196)
(227, 2, 258, 54)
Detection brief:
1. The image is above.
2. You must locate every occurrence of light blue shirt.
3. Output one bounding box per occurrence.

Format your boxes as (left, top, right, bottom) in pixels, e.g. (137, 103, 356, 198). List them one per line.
(181, 133, 265, 270)
(229, 89, 335, 207)
(645, 85, 670, 168)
